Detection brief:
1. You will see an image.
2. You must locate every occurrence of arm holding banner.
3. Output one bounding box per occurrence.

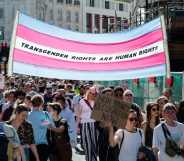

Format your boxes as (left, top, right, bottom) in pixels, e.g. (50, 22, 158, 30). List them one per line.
(104, 120, 121, 147)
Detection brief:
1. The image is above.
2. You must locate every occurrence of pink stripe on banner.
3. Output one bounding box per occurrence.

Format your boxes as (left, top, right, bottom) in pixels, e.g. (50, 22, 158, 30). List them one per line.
(16, 25, 163, 54)
(13, 49, 166, 71)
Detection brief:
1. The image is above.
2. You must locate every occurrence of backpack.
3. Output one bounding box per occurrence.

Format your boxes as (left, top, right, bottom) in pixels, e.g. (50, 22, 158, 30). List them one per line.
(161, 123, 182, 157)
(137, 130, 156, 161)
(0, 123, 9, 161)
(106, 130, 124, 161)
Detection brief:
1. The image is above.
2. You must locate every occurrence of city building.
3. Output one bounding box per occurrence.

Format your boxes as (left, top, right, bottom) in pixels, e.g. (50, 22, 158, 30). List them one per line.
(81, 0, 135, 33)
(0, 0, 138, 43)
(0, 0, 83, 42)
(31, 0, 138, 33)
(36, 0, 82, 32)
(0, 0, 37, 42)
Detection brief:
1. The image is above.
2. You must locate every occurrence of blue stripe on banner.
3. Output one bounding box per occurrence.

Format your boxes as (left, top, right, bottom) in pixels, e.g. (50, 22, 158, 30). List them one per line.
(13, 62, 166, 81)
(18, 13, 161, 44)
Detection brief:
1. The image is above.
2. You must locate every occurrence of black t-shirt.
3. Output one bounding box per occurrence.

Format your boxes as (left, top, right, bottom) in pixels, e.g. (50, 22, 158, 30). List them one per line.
(2, 106, 14, 121)
(53, 118, 70, 143)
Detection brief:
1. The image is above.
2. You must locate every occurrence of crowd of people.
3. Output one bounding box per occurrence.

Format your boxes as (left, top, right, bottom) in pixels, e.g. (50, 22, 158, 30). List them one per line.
(0, 75, 184, 161)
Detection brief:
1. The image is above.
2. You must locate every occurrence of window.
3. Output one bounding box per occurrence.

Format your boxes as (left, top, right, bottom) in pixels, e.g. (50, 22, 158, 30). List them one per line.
(102, 15, 108, 33)
(57, 0, 63, 3)
(105, 1, 110, 9)
(90, 0, 95, 7)
(119, 3, 124, 11)
(49, 10, 54, 20)
(86, 13, 92, 32)
(66, 0, 72, 4)
(66, 11, 71, 22)
(67, 24, 71, 29)
(58, 23, 62, 27)
(0, 27, 4, 40)
(75, 26, 79, 31)
(74, 0, 80, 5)
(58, 9, 63, 21)
(0, 8, 4, 19)
(75, 12, 79, 23)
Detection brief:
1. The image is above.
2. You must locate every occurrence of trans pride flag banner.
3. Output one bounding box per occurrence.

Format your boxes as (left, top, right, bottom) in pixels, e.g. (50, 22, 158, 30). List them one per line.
(8, 12, 170, 80)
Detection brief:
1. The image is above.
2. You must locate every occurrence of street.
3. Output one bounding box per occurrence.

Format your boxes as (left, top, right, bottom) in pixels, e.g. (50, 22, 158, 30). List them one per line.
(72, 148, 85, 161)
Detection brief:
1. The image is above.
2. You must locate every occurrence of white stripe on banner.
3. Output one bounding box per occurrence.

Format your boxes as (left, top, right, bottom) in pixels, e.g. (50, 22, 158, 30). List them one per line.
(15, 37, 164, 63)
(19, 13, 161, 44)
(13, 62, 166, 81)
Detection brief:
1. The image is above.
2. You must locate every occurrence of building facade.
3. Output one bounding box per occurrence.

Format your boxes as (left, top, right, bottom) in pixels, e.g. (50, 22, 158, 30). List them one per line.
(0, 0, 83, 42)
(81, 0, 137, 33)
(0, 0, 37, 42)
(0, 0, 137, 43)
(36, 0, 82, 32)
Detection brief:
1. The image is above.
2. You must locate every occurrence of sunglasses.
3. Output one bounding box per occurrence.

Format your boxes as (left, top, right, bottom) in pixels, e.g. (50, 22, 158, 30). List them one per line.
(89, 92, 96, 96)
(164, 108, 175, 114)
(125, 94, 133, 97)
(128, 117, 137, 122)
(115, 93, 123, 97)
(151, 108, 159, 112)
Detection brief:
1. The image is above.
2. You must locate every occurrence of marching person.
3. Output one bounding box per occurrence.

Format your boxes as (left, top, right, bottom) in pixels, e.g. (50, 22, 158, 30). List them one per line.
(0, 104, 21, 161)
(156, 96, 168, 118)
(77, 86, 98, 161)
(142, 102, 160, 148)
(8, 104, 40, 161)
(106, 109, 144, 161)
(152, 103, 184, 161)
(47, 102, 72, 161)
(28, 94, 54, 161)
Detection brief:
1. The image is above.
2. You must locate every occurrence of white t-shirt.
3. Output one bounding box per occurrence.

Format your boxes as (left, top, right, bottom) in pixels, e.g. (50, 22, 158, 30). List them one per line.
(79, 99, 95, 123)
(116, 128, 144, 161)
(153, 121, 184, 161)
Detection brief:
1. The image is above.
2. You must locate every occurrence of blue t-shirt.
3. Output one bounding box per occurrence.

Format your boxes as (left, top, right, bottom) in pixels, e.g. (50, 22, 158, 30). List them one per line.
(28, 110, 53, 145)
(60, 106, 77, 142)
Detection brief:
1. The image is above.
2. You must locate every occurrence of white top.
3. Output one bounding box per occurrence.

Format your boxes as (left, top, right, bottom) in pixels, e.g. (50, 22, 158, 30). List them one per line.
(72, 95, 82, 116)
(116, 129, 144, 161)
(153, 121, 184, 161)
(0, 122, 20, 147)
(79, 99, 95, 123)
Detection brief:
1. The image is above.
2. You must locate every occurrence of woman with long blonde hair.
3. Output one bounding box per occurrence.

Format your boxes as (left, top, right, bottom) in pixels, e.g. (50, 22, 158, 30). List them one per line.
(76, 86, 98, 161)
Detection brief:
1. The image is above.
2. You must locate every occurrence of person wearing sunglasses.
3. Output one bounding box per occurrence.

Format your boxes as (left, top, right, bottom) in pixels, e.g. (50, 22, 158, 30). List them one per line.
(123, 89, 134, 103)
(106, 110, 144, 161)
(152, 103, 184, 161)
(142, 102, 160, 148)
(123, 89, 144, 128)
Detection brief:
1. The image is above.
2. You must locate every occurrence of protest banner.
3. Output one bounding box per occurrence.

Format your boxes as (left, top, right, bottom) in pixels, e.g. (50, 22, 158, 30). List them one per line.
(91, 94, 131, 128)
(8, 11, 170, 80)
